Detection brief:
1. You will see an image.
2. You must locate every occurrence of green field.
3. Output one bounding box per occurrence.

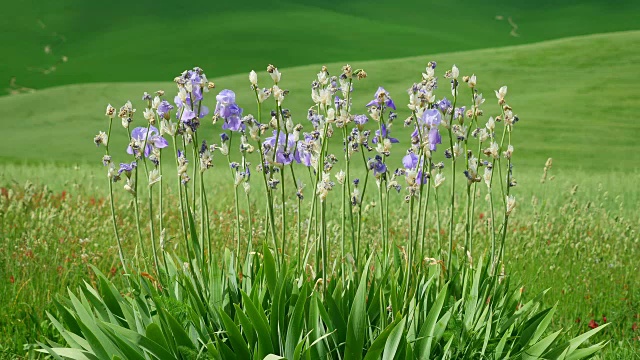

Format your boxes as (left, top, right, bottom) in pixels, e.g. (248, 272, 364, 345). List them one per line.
(1, 0, 640, 358)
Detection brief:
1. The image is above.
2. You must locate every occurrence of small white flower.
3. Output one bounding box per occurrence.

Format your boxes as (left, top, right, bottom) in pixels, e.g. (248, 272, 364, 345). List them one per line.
(474, 93, 485, 107)
(451, 65, 459, 79)
(335, 170, 345, 185)
(468, 74, 477, 88)
(486, 117, 496, 132)
(503, 144, 514, 159)
(124, 178, 136, 195)
(160, 119, 176, 137)
(486, 142, 499, 159)
(273, 85, 284, 104)
(317, 70, 328, 84)
(434, 173, 445, 188)
(249, 70, 258, 86)
(148, 169, 161, 187)
(243, 182, 250, 194)
(506, 195, 516, 215)
(453, 143, 463, 159)
(105, 104, 115, 118)
(269, 67, 281, 83)
(152, 96, 161, 110)
(483, 167, 492, 189)
(495, 86, 508, 100)
(326, 108, 336, 122)
(143, 108, 155, 123)
(94, 131, 108, 147)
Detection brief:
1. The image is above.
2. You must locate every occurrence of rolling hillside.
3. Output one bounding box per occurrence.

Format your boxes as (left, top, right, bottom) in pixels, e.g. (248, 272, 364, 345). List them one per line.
(2, 0, 640, 92)
(1, 31, 639, 172)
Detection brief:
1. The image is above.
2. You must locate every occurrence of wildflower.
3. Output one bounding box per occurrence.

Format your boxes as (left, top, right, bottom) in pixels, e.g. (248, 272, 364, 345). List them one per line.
(249, 70, 258, 86)
(267, 64, 281, 83)
(257, 88, 271, 103)
(105, 104, 115, 118)
(157, 100, 174, 119)
(118, 161, 137, 178)
(368, 155, 387, 176)
(452, 143, 463, 159)
(503, 144, 514, 159)
(372, 123, 399, 144)
(215, 90, 244, 132)
(366, 87, 396, 110)
(434, 173, 445, 188)
(437, 98, 452, 114)
(484, 142, 499, 159)
(335, 170, 346, 185)
(107, 164, 120, 182)
(127, 126, 168, 158)
(102, 155, 111, 166)
(124, 178, 136, 195)
(94, 131, 107, 147)
(588, 319, 599, 329)
(506, 195, 516, 215)
(495, 86, 508, 102)
(483, 167, 492, 188)
(468, 74, 477, 88)
(402, 151, 419, 169)
(148, 169, 161, 187)
(143, 108, 155, 124)
(263, 130, 300, 165)
(160, 119, 177, 137)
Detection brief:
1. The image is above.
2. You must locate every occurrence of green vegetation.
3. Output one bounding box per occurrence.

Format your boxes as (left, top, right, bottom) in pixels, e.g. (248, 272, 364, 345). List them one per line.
(2, 0, 640, 91)
(1, 1, 639, 357)
(2, 31, 640, 171)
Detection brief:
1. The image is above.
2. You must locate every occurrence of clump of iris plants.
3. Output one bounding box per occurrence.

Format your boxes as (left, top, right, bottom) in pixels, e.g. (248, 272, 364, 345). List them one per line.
(40, 64, 608, 359)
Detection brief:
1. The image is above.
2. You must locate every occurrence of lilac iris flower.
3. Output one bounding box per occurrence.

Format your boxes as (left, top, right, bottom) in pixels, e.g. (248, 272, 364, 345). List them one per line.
(455, 106, 466, 119)
(354, 114, 368, 126)
(264, 130, 300, 165)
(428, 128, 442, 151)
(118, 161, 137, 176)
(297, 134, 315, 167)
(215, 90, 244, 132)
(157, 100, 174, 118)
(369, 155, 387, 176)
(372, 123, 399, 144)
(402, 152, 419, 169)
(366, 87, 396, 110)
(421, 109, 442, 127)
(437, 98, 452, 114)
(127, 126, 169, 157)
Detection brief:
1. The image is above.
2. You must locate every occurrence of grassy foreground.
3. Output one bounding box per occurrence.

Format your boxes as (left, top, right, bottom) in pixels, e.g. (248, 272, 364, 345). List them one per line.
(1, 163, 638, 358)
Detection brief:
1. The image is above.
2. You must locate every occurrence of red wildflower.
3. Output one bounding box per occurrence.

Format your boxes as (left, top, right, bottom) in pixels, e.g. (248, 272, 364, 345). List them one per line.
(9, 275, 15, 284)
(479, 213, 484, 219)
(602, 315, 607, 323)
(588, 319, 599, 329)
(632, 323, 638, 331)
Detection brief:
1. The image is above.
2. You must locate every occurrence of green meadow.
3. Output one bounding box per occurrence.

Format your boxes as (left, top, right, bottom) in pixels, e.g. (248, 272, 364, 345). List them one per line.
(1, 0, 639, 358)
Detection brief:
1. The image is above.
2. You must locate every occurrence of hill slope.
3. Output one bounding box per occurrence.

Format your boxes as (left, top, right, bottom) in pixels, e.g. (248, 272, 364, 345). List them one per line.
(1, 31, 639, 171)
(2, 0, 640, 92)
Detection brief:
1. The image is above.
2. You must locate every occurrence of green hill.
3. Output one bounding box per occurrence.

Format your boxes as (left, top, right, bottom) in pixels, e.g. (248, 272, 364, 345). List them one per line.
(1, 30, 639, 172)
(2, 0, 640, 92)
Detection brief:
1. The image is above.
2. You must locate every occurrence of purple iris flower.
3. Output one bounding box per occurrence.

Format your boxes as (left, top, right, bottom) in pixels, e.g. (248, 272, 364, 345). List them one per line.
(157, 100, 174, 118)
(455, 106, 466, 119)
(127, 126, 169, 157)
(372, 123, 399, 144)
(366, 87, 396, 110)
(421, 109, 442, 127)
(354, 114, 368, 126)
(402, 152, 419, 169)
(215, 90, 244, 132)
(428, 127, 442, 151)
(118, 161, 137, 176)
(437, 98, 452, 114)
(369, 155, 387, 176)
(264, 130, 300, 165)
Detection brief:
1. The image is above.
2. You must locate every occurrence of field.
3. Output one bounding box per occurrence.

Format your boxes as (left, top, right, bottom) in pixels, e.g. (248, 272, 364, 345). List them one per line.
(1, 0, 640, 358)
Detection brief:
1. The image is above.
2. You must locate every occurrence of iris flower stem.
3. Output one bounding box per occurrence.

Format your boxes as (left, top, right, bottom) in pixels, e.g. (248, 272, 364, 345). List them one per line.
(172, 136, 190, 258)
(403, 196, 415, 311)
(356, 146, 370, 267)
(252, 89, 279, 265)
(105, 117, 128, 275)
(226, 133, 243, 270)
(446, 91, 458, 279)
(132, 168, 146, 269)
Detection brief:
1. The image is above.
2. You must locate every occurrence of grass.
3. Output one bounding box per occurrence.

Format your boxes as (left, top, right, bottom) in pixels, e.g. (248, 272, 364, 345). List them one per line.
(1, 162, 638, 358)
(2, 0, 640, 92)
(1, 30, 640, 172)
(1, 8, 640, 356)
